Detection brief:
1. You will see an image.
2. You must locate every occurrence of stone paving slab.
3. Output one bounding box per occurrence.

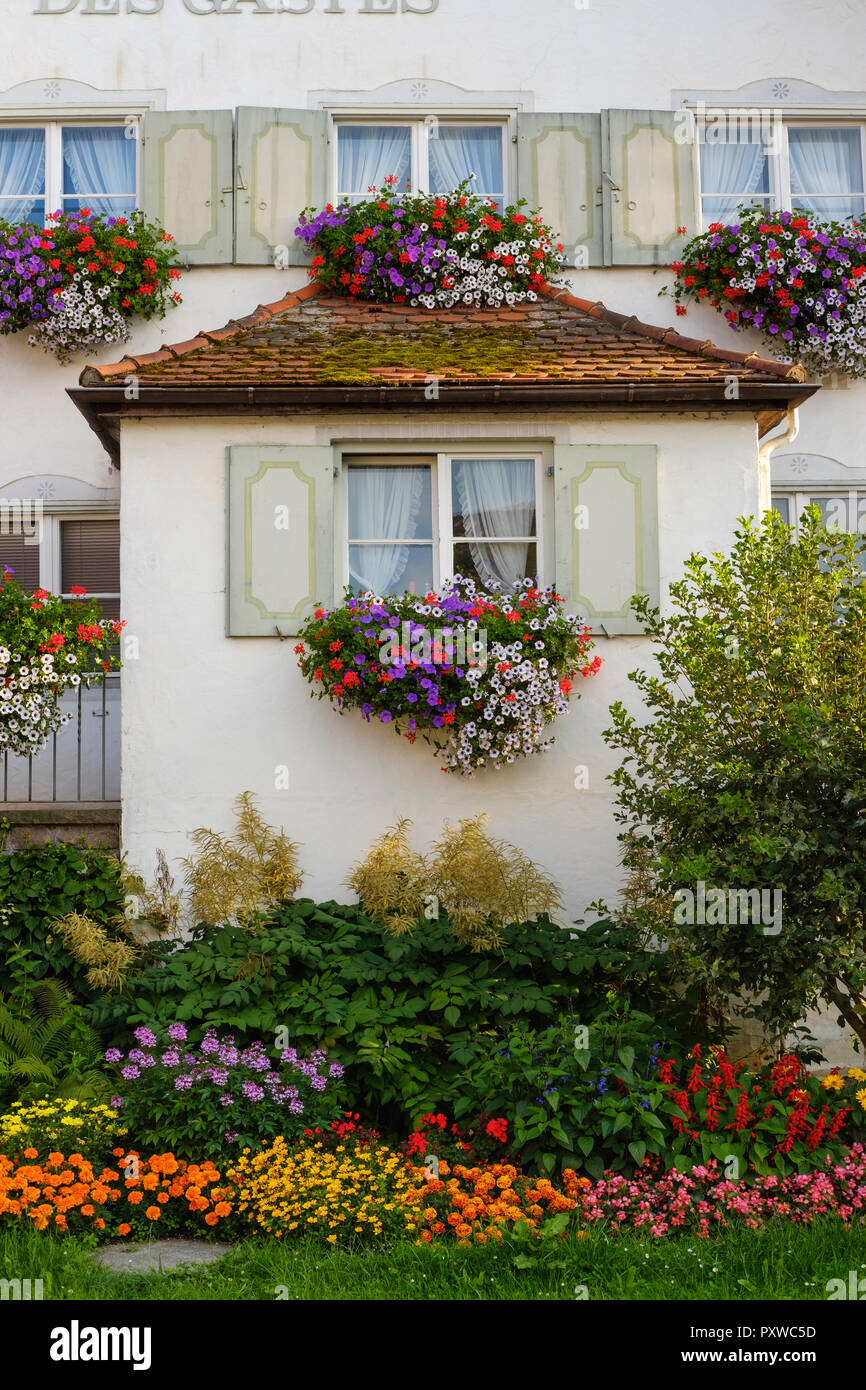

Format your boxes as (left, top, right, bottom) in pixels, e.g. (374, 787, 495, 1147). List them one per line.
(92, 1239, 233, 1275)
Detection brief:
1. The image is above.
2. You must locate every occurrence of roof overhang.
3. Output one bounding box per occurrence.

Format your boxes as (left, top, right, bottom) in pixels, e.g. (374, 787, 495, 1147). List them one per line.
(67, 380, 819, 467)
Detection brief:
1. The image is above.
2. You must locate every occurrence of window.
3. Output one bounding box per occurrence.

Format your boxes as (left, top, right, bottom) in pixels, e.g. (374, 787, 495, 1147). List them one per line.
(344, 452, 541, 595)
(699, 121, 866, 226)
(0, 123, 137, 226)
(0, 515, 120, 617)
(772, 490, 866, 567)
(334, 119, 507, 208)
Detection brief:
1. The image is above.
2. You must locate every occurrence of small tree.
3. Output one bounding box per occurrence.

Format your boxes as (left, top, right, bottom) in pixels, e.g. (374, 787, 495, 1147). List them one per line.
(604, 506, 866, 1056)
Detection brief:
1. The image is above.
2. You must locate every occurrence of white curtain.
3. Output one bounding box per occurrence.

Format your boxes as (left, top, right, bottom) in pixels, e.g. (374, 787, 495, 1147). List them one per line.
(428, 125, 503, 201)
(454, 458, 535, 590)
(338, 125, 412, 200)
(349, 466, 426, 594)
(788, 128, 862, 219)
(0, 130, 45, 223)
(62, 127, 135, 214)
(700, 132, 767, 223)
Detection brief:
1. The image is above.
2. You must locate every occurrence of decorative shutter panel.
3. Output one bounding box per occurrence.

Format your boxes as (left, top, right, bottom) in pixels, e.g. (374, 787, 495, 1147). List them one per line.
(234, 108, 328, 266)
(554, 444, 659, 637)
(141, 111, 233, 266)
(516, 113, 603, 267)
(602, 109, 698, 266)
(226, 445, 335, 638)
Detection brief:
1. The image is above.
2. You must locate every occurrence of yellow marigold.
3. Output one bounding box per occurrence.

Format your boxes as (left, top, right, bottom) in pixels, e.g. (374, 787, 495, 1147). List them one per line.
(455, 1223, 472, 1239)
(856, 1087, 866, 1111)
(821, 1073, 845, 1090)
(847, 1068, 866, 1082)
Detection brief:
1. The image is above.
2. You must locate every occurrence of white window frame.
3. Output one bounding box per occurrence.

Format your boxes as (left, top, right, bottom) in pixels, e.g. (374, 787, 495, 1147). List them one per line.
(330, 114, 513, 205)
(338, 448, 546, 595)
(773, 487, 866, 539)
(0, 117, 140, 222)
(697, 116, 866, 228)
(36, 512, 121, 612)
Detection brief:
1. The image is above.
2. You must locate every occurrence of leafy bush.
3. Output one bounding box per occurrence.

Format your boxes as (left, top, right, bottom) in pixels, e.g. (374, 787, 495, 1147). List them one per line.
(457, 1019, 865, 1179)
(0, 841, 126, 1002)
(455, 1008, 672, 1177)
(104, 1023, 345, 1160)
(605, 508, 866, 1055)
(90, 900, 696, 1132)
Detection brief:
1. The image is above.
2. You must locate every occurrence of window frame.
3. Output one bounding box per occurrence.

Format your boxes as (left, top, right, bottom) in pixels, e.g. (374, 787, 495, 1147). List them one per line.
(329, 113, 513, 205)
(0, 117, 140, 224)
(772, 486, 866, 540)
(338, 447, 546, 597)
(697, 115, 866, 228)
(31, 512, 120, 611)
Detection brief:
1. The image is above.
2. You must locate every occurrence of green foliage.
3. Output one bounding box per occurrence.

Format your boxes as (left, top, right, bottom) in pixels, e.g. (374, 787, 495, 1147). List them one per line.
(604, 507, 866, 1055)
(89, 900, 692, 1132)
(455, 1007, 673, 1178)
(0, 979, 108, 1105)
(0, 841, 127, 1002)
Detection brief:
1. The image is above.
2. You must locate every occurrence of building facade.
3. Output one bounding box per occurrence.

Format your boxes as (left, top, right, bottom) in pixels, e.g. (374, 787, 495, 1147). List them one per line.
(1, 0, 864, 1055)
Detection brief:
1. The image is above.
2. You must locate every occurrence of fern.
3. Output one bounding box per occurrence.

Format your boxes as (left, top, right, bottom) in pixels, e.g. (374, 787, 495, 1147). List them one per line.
(0, 980, 105, 1103)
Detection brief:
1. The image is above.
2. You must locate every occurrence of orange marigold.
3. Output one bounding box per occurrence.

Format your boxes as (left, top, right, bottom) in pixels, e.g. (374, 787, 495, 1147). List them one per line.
(145, 1206, 161, 1221)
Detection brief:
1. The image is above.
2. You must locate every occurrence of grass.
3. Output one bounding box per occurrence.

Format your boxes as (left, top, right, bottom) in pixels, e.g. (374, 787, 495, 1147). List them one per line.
(2, 1219, 864, 1301)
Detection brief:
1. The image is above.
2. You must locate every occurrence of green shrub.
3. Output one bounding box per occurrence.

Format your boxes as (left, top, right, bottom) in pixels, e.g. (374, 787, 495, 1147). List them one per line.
(0, 840, 126, 1002)
(454, 1007, 673, 1177)
(90, 900, 699, 1132)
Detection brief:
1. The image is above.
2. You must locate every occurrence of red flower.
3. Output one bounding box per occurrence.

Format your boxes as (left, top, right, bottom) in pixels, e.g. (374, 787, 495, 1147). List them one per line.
(69, 585, 87, 595)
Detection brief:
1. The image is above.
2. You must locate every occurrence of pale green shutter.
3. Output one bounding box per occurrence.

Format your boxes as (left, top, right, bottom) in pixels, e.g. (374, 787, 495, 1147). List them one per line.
(601, 109, 698, 266)
(516, 114, 603, 267)
(554, 444, 659, 637)
(226, 445, 335, 637)
(141, 111, 234, 266)
(234, 108, 328, 266)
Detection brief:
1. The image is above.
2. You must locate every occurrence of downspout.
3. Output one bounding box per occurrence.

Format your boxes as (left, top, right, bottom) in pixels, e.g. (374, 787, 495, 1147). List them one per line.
(757, 407, 799, 513)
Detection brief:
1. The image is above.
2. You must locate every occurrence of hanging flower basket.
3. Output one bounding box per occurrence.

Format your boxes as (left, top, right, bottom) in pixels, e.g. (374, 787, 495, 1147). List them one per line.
(295, 178, 565, 309)
(0, 208, 184, 362)
(0, 569, 123, 758)
(296, 576, 599, 775)
(663, 206, 866, 378)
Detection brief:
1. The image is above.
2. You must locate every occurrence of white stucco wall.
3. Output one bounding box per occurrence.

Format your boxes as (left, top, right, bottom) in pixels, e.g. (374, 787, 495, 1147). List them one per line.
(118, 407, 759, 908)
(1, 0, 866, 491)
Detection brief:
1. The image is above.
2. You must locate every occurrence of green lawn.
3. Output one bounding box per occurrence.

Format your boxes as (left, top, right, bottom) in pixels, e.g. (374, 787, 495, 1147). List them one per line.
(2, 1220, 864, 1300)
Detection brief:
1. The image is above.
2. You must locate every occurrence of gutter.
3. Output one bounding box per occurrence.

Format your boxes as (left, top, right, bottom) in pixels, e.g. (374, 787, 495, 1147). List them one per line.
(68, 379, 819, 465)
(757, 407, 800, 513)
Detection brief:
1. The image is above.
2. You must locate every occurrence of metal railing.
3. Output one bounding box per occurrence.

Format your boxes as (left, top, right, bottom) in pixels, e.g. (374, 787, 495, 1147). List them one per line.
(1, 674, 120, 803)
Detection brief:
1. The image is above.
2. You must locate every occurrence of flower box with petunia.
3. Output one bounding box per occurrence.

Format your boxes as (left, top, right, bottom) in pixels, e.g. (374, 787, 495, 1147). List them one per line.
(662, 205, 866, 378)
(0, 567, 123, 759)
(0, 207, 183, 362)
(295, 177, 565, 309)
(295, 575, 599, 775)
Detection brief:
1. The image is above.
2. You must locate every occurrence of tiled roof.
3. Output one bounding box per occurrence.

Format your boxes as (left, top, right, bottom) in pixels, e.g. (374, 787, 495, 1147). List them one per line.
(78, 281, 810, 390)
